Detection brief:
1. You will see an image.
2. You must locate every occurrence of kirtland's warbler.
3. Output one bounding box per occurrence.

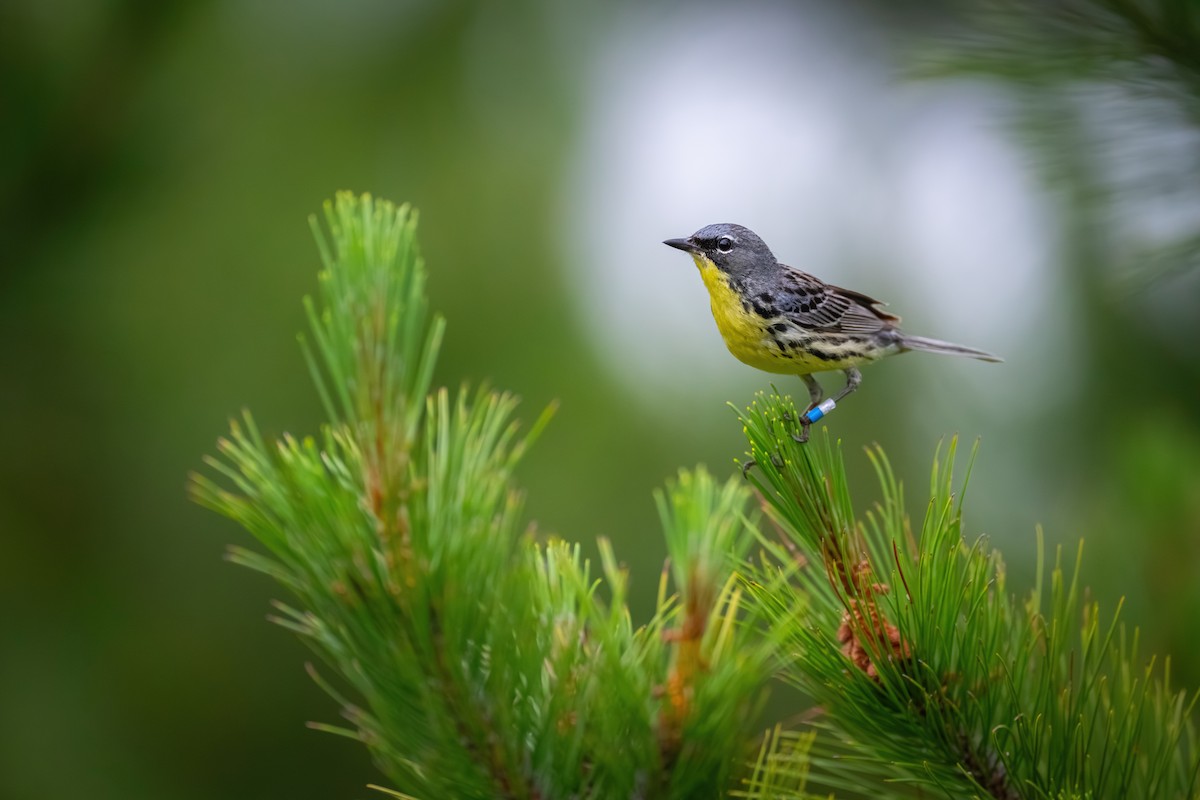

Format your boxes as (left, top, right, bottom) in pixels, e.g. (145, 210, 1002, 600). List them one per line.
(664, 223, 1001, 441)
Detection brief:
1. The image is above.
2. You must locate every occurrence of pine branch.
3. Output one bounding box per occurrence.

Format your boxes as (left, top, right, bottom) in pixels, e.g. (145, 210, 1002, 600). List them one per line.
(737, 389, 1200, 799)
(189, 192, 1200, 799)
(190, 193, 777, 799)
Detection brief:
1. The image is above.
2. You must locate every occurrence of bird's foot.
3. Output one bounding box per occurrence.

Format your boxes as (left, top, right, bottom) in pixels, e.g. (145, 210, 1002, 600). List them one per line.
(741, 452, 787, 476)
(791, 421, 811, 445)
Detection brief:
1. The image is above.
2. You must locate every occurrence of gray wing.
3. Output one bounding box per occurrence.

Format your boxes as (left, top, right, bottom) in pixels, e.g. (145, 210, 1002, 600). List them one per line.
(773, 264, 900, 335)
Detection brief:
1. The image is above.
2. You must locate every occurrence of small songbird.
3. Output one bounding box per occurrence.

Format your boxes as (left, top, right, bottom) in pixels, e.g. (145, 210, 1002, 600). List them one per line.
(664, 223, 1001, 441)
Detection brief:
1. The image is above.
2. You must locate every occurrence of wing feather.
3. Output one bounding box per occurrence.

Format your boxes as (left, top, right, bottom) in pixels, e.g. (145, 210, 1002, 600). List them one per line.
(773, 264, 899, 335)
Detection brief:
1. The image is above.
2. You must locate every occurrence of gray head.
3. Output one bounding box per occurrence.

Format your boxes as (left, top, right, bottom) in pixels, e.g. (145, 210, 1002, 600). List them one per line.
(663, 223, 777, 279)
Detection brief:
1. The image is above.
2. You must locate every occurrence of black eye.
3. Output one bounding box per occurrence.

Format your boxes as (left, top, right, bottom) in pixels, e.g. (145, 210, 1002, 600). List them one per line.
(716, 236, 734, 253)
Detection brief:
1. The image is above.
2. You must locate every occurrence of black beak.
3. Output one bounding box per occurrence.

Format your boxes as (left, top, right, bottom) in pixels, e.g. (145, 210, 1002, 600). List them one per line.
(663, 237, 697, 253)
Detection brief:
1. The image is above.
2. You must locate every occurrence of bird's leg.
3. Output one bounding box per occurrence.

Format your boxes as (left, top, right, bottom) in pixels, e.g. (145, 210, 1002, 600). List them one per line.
(831, 367, 862, 404)
(797, 367, 862, 439)
(792, 374, 824, 444)
(801, 373, 823, 414)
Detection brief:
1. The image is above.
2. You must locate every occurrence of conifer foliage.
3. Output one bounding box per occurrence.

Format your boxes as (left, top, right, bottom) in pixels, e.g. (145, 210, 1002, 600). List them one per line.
(738, 405, 1200, 798)
(191, 193, 776, 799)
(193, 192, 1200, 798)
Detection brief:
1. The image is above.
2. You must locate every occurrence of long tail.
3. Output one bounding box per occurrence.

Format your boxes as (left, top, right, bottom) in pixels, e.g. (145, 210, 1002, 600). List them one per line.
(899, 334, 1003, 363)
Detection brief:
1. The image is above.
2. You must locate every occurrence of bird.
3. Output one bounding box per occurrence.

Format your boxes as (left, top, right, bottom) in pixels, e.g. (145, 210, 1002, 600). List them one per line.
(663, 223, 1001, 442)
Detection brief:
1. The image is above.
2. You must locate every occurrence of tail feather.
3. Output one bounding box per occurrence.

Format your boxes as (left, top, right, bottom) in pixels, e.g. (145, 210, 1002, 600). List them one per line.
(900, 334, 1002, 363)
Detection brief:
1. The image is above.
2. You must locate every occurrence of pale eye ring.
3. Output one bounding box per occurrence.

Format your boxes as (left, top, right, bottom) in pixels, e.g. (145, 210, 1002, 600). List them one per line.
(716, 236, 734, 253)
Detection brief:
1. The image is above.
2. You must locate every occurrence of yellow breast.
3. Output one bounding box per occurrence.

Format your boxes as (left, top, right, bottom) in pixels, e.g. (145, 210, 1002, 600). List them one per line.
(693, 256, 803, 374)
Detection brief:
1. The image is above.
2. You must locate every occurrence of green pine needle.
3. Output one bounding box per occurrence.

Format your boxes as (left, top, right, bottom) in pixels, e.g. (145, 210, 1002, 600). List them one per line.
(191, 193, 776, 799)
(737, 388, 1200, 799)
(191, 193, 1200, 799)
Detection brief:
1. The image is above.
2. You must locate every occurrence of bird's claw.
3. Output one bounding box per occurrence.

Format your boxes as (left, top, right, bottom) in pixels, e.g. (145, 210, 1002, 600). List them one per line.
(791, 422, 811, 444)
(741, 451, 787, 476)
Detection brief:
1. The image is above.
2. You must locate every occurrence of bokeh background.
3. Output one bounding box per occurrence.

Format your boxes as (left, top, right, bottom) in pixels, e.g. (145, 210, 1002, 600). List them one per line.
(3, 1, 1199, 798)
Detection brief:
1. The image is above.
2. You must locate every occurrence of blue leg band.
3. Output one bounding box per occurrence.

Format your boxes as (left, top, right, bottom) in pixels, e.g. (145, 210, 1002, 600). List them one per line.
(803, 398, 837, 424)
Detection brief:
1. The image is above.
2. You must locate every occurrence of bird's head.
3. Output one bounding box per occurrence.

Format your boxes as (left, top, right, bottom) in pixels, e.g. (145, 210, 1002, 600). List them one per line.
(663, 223, 776, 279)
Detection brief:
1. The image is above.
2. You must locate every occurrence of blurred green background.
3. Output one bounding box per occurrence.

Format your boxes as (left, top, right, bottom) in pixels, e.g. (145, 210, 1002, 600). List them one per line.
(3, 1, 1199, 798)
